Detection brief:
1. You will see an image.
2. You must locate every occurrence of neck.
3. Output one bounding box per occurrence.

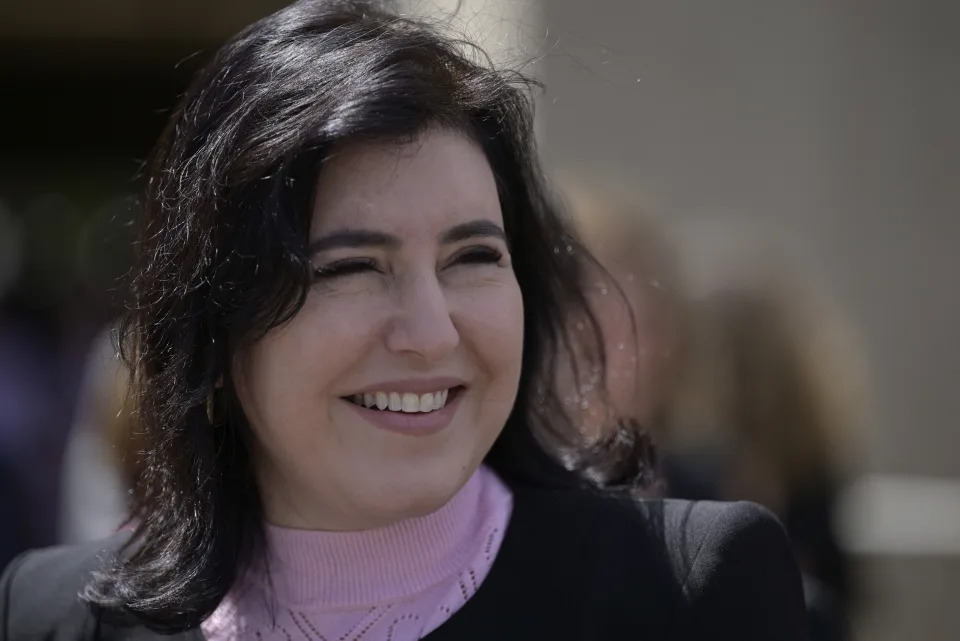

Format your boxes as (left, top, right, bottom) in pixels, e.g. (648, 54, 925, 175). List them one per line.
(244, 466, 508, 608)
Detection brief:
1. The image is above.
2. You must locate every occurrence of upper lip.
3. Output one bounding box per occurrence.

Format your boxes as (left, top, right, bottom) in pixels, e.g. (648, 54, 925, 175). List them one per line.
(344, 377, 467, 396)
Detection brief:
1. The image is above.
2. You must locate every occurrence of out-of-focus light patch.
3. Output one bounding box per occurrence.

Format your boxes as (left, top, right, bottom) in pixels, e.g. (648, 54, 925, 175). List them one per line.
(837, 474, 960, 556)
(405, 0, 543, 67)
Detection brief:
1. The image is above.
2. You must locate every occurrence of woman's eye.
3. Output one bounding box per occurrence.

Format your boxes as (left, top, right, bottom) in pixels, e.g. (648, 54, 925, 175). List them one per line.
(313, 258, 379, 280)
(450, 246, 504, 266)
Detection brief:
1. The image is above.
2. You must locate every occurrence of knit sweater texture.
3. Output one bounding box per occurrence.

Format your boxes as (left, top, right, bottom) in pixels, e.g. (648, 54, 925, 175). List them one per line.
(201, 466, 511, 641)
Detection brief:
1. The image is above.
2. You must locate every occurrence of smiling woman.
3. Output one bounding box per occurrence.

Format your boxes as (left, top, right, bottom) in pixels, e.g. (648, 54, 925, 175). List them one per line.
(239, 130, 525, 532)
(0, 1, 807, 640)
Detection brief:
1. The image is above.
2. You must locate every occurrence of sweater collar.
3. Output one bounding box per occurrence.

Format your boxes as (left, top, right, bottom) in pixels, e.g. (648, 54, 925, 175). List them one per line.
(255, 466, 498, 608)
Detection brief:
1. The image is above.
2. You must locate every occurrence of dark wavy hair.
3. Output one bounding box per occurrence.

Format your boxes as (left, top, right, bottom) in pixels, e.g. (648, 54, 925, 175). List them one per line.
(85, 0, 656, 631)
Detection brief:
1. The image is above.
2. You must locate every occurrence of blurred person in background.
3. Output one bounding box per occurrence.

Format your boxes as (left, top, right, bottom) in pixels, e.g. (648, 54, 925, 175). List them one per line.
(0, 187, 130, 563)
(662, 234, 868, 641)
(0, 294, 59, 566)
(1, 2, 807, 639)
(57, 195, 145, 543)
(560, 180, 684, 448)
(567, 194, 866, 641)
(0, 205, 70, 566)
(59, 328, 141, 543)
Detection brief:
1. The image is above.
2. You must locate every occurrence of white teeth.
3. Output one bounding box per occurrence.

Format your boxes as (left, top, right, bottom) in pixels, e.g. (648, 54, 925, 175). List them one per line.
(351, 388, 455, 412)
(389, 392, 402, 411)
(419, 392, 434, 413)
(401, 393, 419, 413)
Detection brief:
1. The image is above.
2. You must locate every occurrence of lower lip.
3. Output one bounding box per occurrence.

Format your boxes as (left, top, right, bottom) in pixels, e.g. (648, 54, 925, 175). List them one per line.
(342, 390, 463, 437)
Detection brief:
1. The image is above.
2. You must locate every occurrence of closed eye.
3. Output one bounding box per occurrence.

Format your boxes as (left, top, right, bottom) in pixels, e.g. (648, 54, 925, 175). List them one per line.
(448, 246, 504, 267)
(313, 257, 380, 280)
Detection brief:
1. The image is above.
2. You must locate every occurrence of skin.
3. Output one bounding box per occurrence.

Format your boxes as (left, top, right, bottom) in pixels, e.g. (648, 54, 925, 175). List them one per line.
(234, 128, 525, 531)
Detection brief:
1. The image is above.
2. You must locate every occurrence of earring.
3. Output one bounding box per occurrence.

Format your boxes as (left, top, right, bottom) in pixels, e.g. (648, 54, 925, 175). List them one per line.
(206, 389, 223, 426)
(206, 371, 225, 426)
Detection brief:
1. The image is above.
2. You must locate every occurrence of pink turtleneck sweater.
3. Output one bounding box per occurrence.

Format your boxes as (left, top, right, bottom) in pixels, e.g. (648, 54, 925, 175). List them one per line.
(201, 466, 512, 641)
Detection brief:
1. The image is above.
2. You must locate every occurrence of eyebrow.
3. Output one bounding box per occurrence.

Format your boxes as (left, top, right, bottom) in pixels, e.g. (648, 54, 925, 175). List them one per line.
(308, 230, 400, 254)
(440, 219, 507, 244)
(309, 219, 507, 255)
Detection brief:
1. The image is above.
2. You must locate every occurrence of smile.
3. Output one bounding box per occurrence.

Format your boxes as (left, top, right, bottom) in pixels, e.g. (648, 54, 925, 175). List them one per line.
(341, 385, 466, 436)
(346, 388, 457, 413)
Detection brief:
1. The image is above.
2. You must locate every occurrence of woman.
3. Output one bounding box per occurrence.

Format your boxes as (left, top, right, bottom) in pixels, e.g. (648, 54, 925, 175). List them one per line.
(0, 2, 807, 639)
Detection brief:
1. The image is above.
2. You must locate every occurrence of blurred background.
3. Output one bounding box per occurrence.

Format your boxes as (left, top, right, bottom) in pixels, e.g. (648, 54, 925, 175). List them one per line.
(0, 1, 957, 639)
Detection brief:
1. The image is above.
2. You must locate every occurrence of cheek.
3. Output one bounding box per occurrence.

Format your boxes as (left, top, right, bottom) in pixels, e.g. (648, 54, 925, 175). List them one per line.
(451, 279, 525, 379)
(235, 294, 383, 433)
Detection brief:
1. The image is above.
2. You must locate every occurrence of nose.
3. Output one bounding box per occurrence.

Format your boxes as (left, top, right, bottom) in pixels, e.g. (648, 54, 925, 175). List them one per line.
(384, 272, 459, 364)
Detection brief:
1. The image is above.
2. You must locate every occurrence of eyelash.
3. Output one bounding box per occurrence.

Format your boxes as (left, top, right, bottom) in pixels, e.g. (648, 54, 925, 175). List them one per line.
(312, 247, 504, 280)
(313, 258, 378, 280)
(449, 246, 503, 266)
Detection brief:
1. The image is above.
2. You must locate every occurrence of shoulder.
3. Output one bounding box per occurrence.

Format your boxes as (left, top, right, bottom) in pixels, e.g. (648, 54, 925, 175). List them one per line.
(658, 499, 796, 584)
(510, 488, 808, 639)
(668, 500, 808, 638)
(512, 485, 785, 567)
(1, 533, 130, 639)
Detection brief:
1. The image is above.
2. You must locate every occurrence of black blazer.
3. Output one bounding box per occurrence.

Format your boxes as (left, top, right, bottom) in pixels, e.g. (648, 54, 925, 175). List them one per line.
(1, 487, 808, 640)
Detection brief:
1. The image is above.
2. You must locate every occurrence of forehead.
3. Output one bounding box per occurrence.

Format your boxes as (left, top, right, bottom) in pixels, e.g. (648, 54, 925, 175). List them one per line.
(310, 128, 502, 233)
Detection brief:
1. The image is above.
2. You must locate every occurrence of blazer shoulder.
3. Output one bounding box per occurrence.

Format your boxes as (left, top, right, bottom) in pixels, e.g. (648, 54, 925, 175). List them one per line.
(665, 500, 795, 590)
(667, 500, 809, 640)
(508, 489, 805, 636)
(561, 495, 788, 589)
(509, 488, 709, 593)
(1, 533, 130, 640)
(653, 499, 771, 578)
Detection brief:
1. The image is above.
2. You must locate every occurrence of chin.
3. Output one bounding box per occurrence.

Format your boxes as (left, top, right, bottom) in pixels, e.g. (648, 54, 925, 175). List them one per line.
(365, 463, 472, 523)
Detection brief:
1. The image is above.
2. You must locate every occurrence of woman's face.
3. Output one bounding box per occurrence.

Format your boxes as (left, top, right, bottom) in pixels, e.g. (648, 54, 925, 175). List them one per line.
(234, 128, 524, 531)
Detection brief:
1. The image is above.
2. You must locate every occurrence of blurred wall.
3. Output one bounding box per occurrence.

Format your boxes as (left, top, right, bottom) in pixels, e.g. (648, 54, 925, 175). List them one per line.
(537, 1, 959, 640)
